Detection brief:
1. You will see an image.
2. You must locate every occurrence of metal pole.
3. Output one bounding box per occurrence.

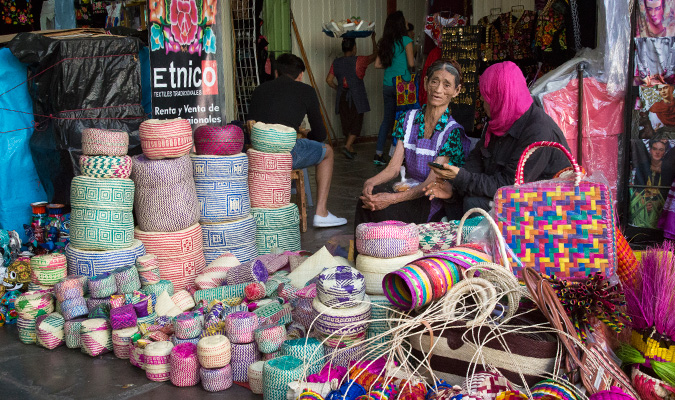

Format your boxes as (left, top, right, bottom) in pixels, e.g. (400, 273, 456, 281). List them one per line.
(576, 62, 587, 166)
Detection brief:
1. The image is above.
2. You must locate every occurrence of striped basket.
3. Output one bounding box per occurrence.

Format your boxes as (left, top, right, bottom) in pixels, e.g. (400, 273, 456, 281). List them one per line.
(79, 155, 133, 179)
(355, 251, 424, 295)
(65, 239, 146, 277)
(316, 265, 366, 309)
(15, 290, 54, 320)
(80, 318, 113, 357)
(193, 283, 247, 304)
(194, 124, 244, 156)
(280, 337, 325, 376)
(144, 340, 174, 382)
(195, 252, 240, 289)
(245, 282, 266, 301)
(254, 324, 287, 354)
(171, 335, 201, 346)
(355, 221, 420, 258)
(171, 289, 196, 311)
(30, 253, 67, 286)
(251, 204, 301, 255)
(231, 341, 260, 381)
(247, 149, 292, 208)
(323, 341, 367, 368)
(250, 122, 297, 153)
(200, 365, 234, 392)
(312, 295, 371, 337)
(88, 273, 117, 298)
(263, 351, 281, 361)
(36, 313, 65, 350)
(170, 342, 201, 387)
(69, 175, 135, 250)
(226, 259, 269, 285)
(60, 297, 89, 320)
(139, 118, 193, 159)
(136, 254, 161, 285)
(174, 311, 203, 339)
(112, 326, 139, 359)
(368, 295, 397, 333)
(197, 334, 231, 368)
(64, 318, 85, 348)
(110, 304, 137, 330)
(225, 311, 259, 344)
(155, 291, 182, 317)
(131, 154, 200, 232)
(202, 215, 257, 264)
(134, 223, 206, 291)
(263, 355, 305, 400)
(140, 279, 175, 298)
(81, 128, 129, 156)
(192, 153, 250, 223)
(114, 265, 142, 294)
(248, 361, 265, 394)
(86, 296, 111, 310)
(18, 316, 37, 344)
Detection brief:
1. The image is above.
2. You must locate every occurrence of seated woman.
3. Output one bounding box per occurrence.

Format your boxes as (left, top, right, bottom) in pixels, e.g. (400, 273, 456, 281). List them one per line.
(356, 59, 470, 225)
(424, 61, 571, 216)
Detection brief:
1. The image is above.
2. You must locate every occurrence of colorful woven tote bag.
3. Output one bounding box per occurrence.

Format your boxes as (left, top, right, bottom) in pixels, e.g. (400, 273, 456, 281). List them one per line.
(494, 141, 617, 279)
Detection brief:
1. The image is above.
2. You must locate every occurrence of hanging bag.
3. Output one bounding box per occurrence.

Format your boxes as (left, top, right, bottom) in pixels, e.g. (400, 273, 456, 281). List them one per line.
(394, 73, 420, 112)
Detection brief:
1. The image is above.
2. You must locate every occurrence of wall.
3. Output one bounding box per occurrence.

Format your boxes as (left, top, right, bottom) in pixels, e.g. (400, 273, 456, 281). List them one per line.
(290, 0, 427, 143)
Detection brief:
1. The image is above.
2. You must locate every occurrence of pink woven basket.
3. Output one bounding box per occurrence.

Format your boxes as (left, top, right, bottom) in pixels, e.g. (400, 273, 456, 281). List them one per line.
(247, 149, 292, 208)
(170, 342, 201, 387)
(139, 118, 193, 159)
(194, 125, 244, 155)
(355, 221, 420, 258)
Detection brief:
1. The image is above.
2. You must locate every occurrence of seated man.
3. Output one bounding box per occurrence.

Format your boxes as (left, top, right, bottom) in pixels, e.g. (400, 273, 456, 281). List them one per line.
(248, 53, 347, 228)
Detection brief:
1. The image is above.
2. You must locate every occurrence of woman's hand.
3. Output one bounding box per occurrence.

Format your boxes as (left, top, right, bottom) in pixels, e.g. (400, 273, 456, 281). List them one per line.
(423, 179, 453, 200)
(360, 192, 396, 211)
(430, 164, 460, 180)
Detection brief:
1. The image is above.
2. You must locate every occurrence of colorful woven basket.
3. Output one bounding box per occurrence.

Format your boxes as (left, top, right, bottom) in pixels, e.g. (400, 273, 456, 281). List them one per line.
(114, 265, 141, 294)
(191, 153, 250, 223)
(112, 326, 139, 359)
(202, 215, 258, 264)
(81, 128, 129, 156)
(194, 124, 244, 156)
(200, 365, 233, 392)
(248, 360, 265, 394)
(197, 334, 231, 368)
(64, 318, 85, 348)
(254, 324, 287, 354)
(226, 259, 269, 285)
(225, 311, 259, 344)
(131, 154, 200, 232)
(312, 295, 371, 337)
(631, 365, 675, 400)
(367, 295, 396, 333)
(170, 342, 201, 387)
(139, 118, 193, 159)
(231, 341, 260, 382)
(323, 341, 367, 368)
(69, 175, 135, 250)
(65, 239, 146, 277)
(30, 253, 67, 286)
(136, 254, 161, 286)
(134, 223, 206, 291)
(247, 149, 293, 208)
(174, 311, 203, 339)
(144, 340, 174, 382)
(193, 283, 247, 304)
(530, 379, 579, 400)
(251, 204, 301, 255)
(140, 279, 175, 297)
(15, 290, 54, 320)
(110, 303, 137, 330)
(36, 312, 65, 350)
(417, 217, 484, 253)
(60, 296, 89, 320)
(194, 252, 240, 289)
(263, 355, 305, 400)
(80, 318, 112, 357)
(172, 335, 201, 346)
(18, 316, 37, 344)
(171, 289, 195, 311)
(317, 265, 366, 309)
(355, 221, 419, 258)
(280, 337, 325, 376)
(250, 122, 297, 153)
(88, 272, 117, 298)
(86, 296, 111, 310)
(79, 155, 133, 179)
(355, 251, 424, 295)
(54, 276, 87, 301)
(245, 282, 267, 301)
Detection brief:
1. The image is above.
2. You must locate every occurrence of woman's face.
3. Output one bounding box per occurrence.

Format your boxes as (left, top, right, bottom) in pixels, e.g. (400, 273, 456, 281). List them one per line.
(424, 69, 461, 107)
(481, 95, 491, 118)
(650, 141, 667, 161)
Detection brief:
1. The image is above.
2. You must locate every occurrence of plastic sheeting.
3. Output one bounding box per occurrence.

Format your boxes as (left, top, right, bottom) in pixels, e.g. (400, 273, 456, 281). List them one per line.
(0, 48, 48, 241)
(603, 0, 631, 96)
(542, 77, 623, 200)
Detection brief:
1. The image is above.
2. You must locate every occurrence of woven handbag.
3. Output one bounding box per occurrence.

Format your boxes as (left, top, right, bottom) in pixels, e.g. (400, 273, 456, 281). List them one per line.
(494, 141, 617, 279)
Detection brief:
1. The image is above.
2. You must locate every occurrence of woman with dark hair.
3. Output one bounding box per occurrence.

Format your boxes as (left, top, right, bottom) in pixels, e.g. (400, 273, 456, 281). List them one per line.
(373, 10, 415, 165)
(356, 60, 469, 225)
(631, 139, 674, 228)
(326, 33, 377, 159)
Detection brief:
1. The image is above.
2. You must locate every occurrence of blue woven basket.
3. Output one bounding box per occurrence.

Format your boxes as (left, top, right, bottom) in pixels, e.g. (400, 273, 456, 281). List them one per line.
(263, 355, 304, 400)
(192, 154, 250, 223)
(251, 205, 301, 255)
(280, 337, 325, 376)
(66, 239, 146, 277)
(204, 243, 258, 265)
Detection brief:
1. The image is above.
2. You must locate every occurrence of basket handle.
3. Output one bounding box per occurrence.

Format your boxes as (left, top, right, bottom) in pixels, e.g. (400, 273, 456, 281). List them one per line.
(515, 141, 581, 187)
(456, 207, 510, 271)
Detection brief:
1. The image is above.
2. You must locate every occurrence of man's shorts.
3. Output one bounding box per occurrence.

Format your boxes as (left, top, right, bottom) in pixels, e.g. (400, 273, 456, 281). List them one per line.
(291, 138, 327, 170)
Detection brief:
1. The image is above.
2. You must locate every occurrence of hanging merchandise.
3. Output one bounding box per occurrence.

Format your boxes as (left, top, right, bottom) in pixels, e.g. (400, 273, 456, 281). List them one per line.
(634, 38, 675, 86)
(636, 0, 675, 38)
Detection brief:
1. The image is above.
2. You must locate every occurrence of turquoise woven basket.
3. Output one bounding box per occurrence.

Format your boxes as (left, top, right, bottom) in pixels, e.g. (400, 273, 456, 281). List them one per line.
(250, 122, 297, 153)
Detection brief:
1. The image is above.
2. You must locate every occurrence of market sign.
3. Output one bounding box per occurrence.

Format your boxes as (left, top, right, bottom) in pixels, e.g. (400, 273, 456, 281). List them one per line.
(148, 0, 223, 125)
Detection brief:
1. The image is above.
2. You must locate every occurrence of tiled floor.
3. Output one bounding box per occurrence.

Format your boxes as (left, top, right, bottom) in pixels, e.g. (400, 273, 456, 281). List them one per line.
(0, 141, 388, 399)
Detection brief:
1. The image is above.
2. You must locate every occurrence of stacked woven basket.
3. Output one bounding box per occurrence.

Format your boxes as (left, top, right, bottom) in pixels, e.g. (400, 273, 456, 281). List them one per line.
(248, 122, 301, 255)
(132, 118, 205, 291)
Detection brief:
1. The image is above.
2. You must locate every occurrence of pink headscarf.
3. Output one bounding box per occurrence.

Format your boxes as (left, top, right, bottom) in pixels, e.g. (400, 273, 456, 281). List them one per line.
(479, 61, 533, 147)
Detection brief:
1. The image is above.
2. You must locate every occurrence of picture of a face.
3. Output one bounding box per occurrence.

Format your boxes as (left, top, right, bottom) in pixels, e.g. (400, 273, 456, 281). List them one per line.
(650, 140, 667, 161)
(646, 0, 665, 27)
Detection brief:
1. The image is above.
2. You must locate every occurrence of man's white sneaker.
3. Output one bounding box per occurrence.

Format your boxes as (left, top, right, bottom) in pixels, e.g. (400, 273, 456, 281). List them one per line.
(313, 212, 348, 228)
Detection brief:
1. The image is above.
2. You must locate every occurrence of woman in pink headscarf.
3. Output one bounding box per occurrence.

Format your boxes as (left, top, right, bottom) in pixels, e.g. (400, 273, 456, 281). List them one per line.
(423, 61, 571, 216)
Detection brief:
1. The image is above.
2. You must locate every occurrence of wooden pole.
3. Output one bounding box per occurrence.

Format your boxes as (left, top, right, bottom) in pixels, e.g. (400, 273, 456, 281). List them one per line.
(290, 9, 335, 147)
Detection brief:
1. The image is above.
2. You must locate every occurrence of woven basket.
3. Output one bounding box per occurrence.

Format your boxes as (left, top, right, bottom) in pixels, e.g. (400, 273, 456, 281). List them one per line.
(170, 342, 201, 387)
(81, 128, 129, 156)
(88, 273, 117, 298)
(60, 297, 89, 320)
(417, 217, 483, 253)
(140, 279, 175, 297)
(64, 318, 85, 348)
(66, 239, 146, 277)
(263, 355, 305, 400)
(112, 326, 139, 359)
(254, 324, 287, 354)
(192, 153, 250, 223)
(134, 223, 206, 291)
(110, 303, 137, 330)
(323, 341, 367, 368)
(85, 296, 111, 310)
(144, 340, 174, 382)
(250, 122, 297, 153)
(202, 215, 257, 264)
(53, 277, 85, 302)
(231, 341, 260, 381)
(316, 265, 366, 309)
(174, 311, 203, 339)
(30, 253, 67, 286)
(247, 149, 292, 208)
(194, 124, 244, 156)
(171, 289, 196, 311)
(200, 365, 234, 392)
(195, 253, 240, 289)
(171, 335, 201, 346)
(248, 361, 265, 394)
(69, 175, 135, 250)
(136, 254, 161, 286)
(36, 312, 65, 350)
(225, 311, 259, 344)
(355, 251, 424, 295)
(80, 155, 133, 179)
(193, 283, 247, 304)
(280, 337, 325, 376)
(226, 259, 269, 285)
(245, 282, 266, 301)
(631, 365, 675, 400)
(131, 154, 200, 232)
(80, 318, 112, 356)
(367, 295, 397, 332)
(114, 265, 141, 294)
(312, 295, 371, 337)
(139, 118, 193, 159)
(15, 290, 54, 320)
(251, 204, 301, 255)
(530, 379, 579, 400)
(355, 221, 420, 258)
(18, 316, 37, 344)
(197, 334, 232, 368)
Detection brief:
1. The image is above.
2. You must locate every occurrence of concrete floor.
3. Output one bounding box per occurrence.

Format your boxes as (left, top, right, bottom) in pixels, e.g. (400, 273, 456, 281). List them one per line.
(0, 141, 386, 399)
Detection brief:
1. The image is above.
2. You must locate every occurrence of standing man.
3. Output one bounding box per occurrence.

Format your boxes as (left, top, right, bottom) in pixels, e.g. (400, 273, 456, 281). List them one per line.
(248, 53, 348, 228)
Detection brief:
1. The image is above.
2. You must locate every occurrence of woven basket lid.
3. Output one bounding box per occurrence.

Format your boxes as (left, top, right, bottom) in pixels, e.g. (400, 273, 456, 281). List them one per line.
(145, 340, 174, 356)
(198, 334, 230, 351)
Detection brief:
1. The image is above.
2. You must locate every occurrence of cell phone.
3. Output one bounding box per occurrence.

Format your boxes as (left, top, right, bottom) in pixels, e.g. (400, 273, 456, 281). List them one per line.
(428, 162, 447, 170)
